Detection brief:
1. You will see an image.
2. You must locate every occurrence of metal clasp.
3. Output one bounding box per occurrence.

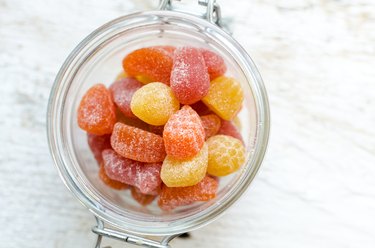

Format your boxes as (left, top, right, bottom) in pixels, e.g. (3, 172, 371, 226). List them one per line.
(93, 217, 178, 248)
(158, 0, 231, 32)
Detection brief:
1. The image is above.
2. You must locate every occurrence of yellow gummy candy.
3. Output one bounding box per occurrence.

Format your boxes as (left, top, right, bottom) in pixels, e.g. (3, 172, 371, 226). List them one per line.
(131, 82, 179, 126)
(161, 143, 208, 187)
(135, 75, 154, 84)
(206, 135, 246, 176)
(202, 76, 244, 120)
(116, 71, 128, 80)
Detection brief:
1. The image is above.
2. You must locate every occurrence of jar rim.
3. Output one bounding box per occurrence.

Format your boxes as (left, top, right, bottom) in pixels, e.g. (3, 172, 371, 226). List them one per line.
(47, 10, 270, 236)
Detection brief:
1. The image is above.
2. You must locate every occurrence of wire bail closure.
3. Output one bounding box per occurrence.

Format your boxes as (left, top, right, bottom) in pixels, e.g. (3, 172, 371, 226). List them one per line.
(93, 216, 179, 248)
(158, 0, 229, 31)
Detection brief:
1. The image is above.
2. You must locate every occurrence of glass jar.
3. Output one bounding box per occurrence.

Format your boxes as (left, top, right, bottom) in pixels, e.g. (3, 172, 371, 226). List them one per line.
(47, 2, 270, 247)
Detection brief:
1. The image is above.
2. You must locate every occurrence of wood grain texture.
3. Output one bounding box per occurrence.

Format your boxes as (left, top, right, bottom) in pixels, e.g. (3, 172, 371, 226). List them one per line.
(1, 0, 375, 247)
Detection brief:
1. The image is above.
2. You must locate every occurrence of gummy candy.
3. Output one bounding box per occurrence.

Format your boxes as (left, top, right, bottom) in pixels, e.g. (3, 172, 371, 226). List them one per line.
(116, 71, 128, 80)
(218, 120, 244, 144)
(190, 101, 212, 116)
(111, 122, 166, 163)
(77, 84, 116, 135)
(170, 47, 210, 104)
(131, 187, 156, 206)
(123, 48, 173, 85)
(202, 76, 244, 120)
(163, 105, 205, 159)
(110, 78, 142, 118)
(158, 176, 218, 211)
(161, 143, 208, 187)
(131, 83, 179, 126)
(99, 163, 129, 190)
(102, 149, 162, 195)
(200, 114, 221, 139)
(206, 135, 246, 176)
(115, 108, 150, 132)
(201, 49, 226, 80)
(87, 133, 112, 164)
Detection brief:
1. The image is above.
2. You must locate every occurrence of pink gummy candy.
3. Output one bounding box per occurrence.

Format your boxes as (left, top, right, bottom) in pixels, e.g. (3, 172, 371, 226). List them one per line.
(87, 133, 112, 164)
(200, 49, 227, 80)
(102, 149, 162, 195)
(109, 78, 142, 118)
(170, 47, 210, 105)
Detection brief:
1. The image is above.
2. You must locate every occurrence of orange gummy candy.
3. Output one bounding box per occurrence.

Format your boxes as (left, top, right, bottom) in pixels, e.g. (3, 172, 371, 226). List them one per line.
(158, 176, 218, 211)
(200, 114, 221, 139)
(77, 84, 116, 135)
(123, 48, 173, 85)
(131, 187, 156, 206)
(163, 105, 205, 159)
(99, 163, 129, 190)
(111, 122, 166, 163)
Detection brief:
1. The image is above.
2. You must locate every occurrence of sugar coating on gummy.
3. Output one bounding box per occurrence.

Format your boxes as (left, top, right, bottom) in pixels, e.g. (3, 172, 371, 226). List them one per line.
(77, 84, 116, 135)
(161, 143, 208, 187)
(202, 76, 244, 120)
(123, 47, 173, 85)
(200, 49, 227, 80)
(99, 163, 129, 190)
(110, 78, 142, 118)
(87, 133, 112, 164)
(111, 122, 166, 163)
(170, 47, 210, 104)
(200, 114, 221, 139)
(206, 135, 246, 177)
(102, 149, 162, 195)
(218, 120, 244, 144)
(158, 176, 218, 211)
(163, 105, 205, 160)
(131, 83, 180, 126)
(131, 187, 156, 206)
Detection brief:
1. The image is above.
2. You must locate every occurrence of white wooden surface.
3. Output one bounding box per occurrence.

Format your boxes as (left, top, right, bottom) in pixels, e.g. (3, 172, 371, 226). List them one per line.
(1, 0, 375, 247)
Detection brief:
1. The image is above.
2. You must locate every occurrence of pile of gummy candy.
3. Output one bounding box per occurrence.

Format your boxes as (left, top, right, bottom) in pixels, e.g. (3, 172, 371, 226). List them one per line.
(77, 46, 246, 210)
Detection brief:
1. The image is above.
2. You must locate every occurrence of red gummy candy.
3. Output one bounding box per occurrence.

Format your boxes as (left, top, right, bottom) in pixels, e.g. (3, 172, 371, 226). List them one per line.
(163, 105, 205, 159)
(110, 78, 142, 118)
(111, 122, 166, 163)
(218, 120, 244, 144)
(158, 176, 218, 211)
(200, 114, 221, 139)
(170, 47, 210, 104)
(190, 101, 212, 116)
(99, 163, 129, 190)
(201, 49, 227, 80)
(102, 149, 162, 195)
(77, 84, 116, 135)
(131, 187, 156, 206)
(87, 133, 112, 164)
(123, 48, 173, 85)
